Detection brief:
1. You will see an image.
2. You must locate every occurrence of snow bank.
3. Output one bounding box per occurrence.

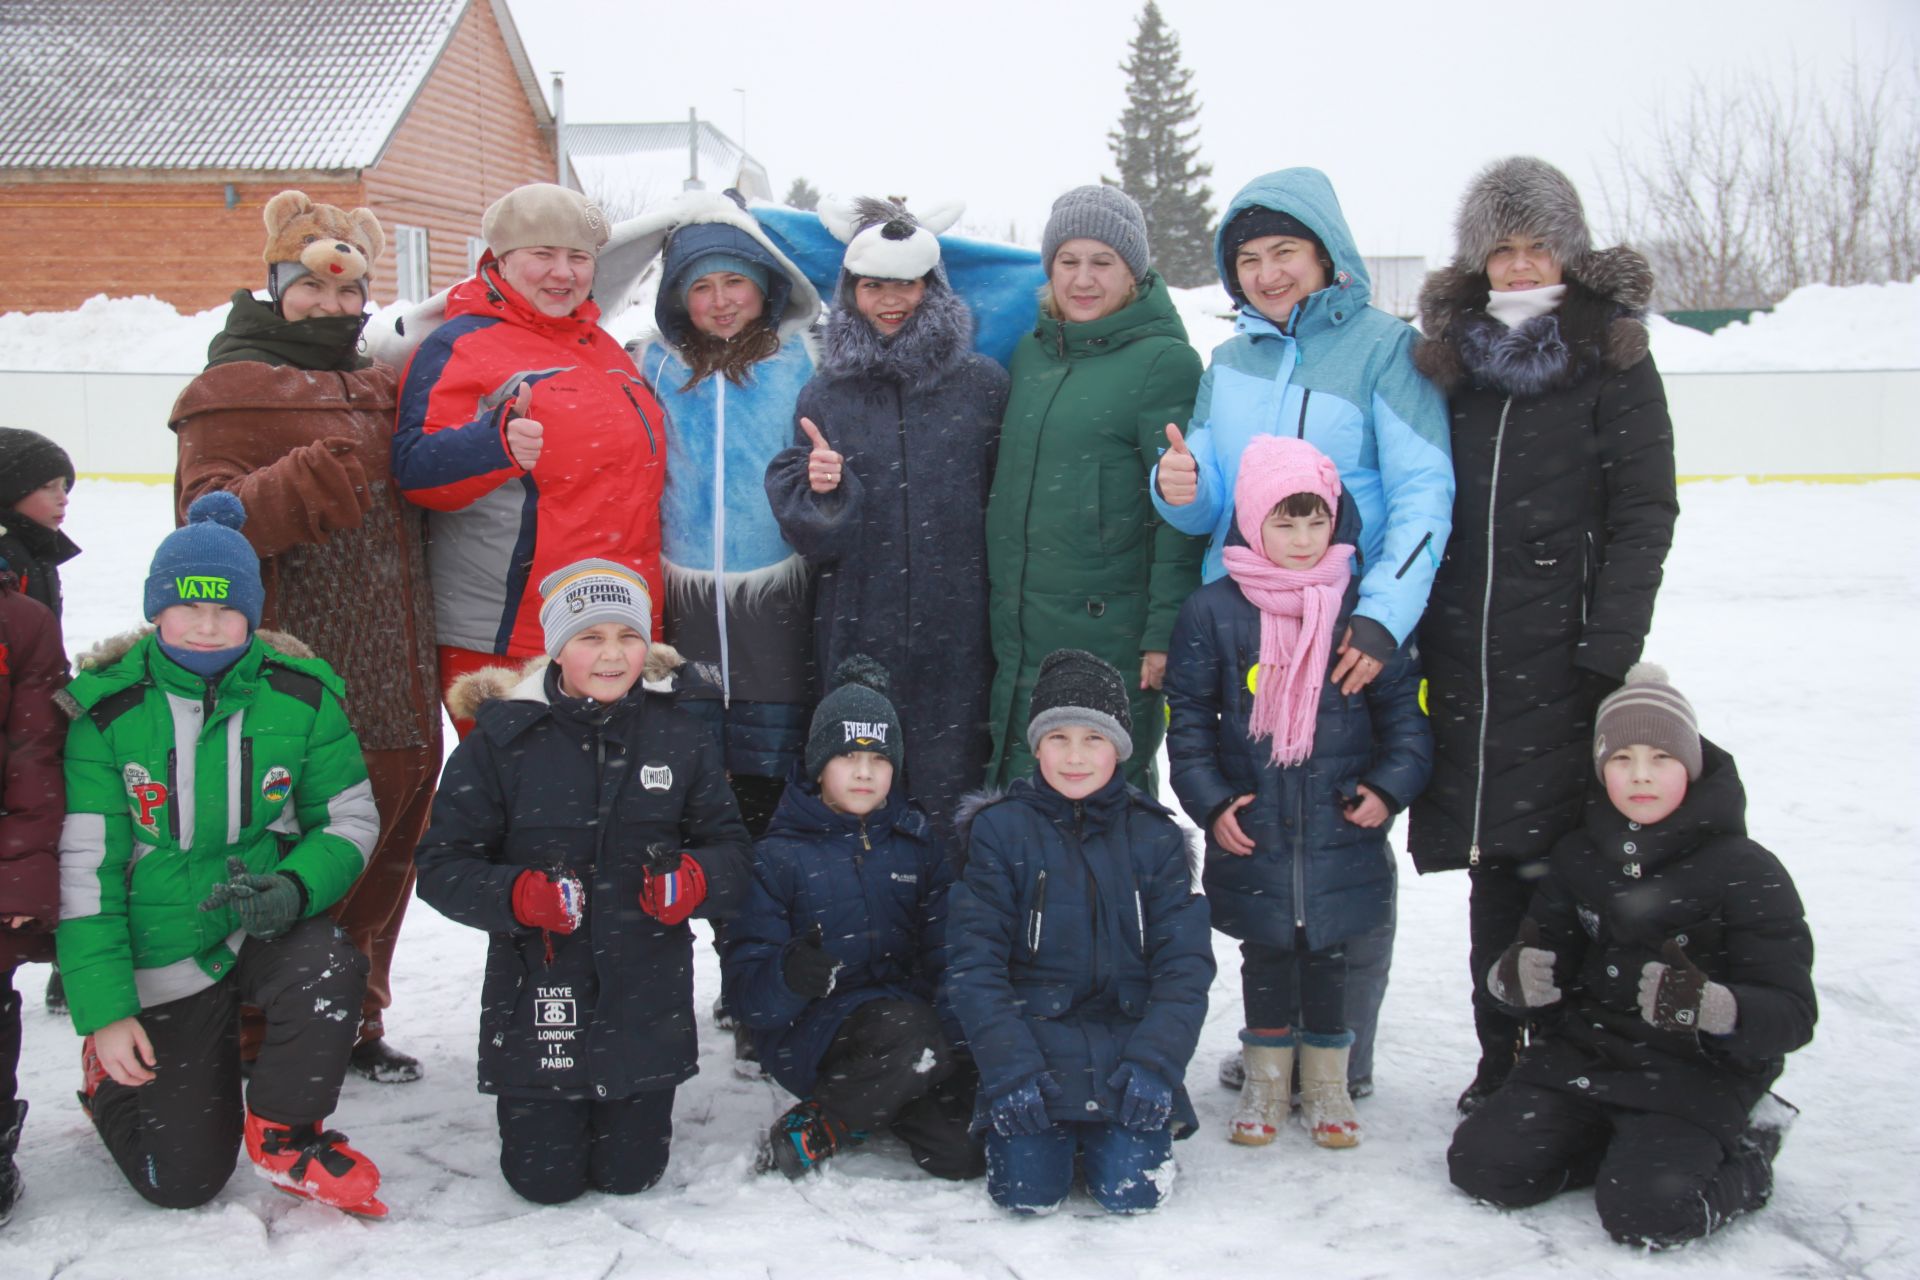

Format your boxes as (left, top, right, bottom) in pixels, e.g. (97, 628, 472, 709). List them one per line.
(12, 278, 1911, 374)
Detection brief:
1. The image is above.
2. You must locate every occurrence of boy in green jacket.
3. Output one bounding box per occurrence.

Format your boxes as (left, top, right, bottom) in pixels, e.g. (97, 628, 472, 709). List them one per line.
(55, 492, 385, 1216)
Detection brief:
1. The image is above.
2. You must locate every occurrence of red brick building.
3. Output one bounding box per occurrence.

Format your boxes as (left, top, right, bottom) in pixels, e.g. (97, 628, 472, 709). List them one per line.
(0, 0, 559, 313)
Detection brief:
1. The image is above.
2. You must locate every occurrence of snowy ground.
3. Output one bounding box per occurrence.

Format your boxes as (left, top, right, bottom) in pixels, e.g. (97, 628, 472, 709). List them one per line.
(7, 479, 1918, 1279)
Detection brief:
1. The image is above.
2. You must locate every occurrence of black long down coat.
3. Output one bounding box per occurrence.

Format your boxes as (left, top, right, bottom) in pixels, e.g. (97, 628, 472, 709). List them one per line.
(1505, 739, 1815, 1148)
(1407, 249, 1679, 873)
(415, 650, 751, 1100)
(765, 278, 1008, 837)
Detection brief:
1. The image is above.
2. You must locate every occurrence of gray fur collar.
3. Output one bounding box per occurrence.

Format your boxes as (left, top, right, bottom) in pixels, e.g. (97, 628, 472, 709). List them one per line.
(1414, 246, 1653, 395)
(818, 273, 975, 393)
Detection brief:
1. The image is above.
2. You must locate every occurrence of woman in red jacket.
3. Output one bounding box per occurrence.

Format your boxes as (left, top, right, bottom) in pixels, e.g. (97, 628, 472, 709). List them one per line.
(393, 184, 667, 733)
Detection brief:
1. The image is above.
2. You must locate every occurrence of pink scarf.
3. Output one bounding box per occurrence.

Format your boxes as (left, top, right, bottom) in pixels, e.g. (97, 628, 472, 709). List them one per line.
(1221, 543, 1354, 766)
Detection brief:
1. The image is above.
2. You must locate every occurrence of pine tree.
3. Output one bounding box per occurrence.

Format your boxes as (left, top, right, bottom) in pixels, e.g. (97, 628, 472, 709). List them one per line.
(784, 176, 821, 211)
(1106, 1, 1215, 287)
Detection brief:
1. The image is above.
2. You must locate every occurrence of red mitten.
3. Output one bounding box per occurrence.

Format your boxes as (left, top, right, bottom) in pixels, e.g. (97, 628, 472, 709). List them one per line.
(512, 869, 584, 933)
(638, 855, 707, 927)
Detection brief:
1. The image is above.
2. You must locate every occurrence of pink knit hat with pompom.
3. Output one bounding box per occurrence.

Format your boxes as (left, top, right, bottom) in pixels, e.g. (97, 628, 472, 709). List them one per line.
(1233, 435, 1342, 551)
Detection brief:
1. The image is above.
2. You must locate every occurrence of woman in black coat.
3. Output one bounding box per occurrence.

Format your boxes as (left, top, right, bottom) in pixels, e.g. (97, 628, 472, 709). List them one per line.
(1405, 158, 1679, 1111)
(766, 196, 1008, 839)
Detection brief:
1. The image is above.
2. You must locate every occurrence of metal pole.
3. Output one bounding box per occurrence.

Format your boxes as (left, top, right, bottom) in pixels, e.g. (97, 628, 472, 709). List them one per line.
(685, 107, 703, 191)
(553, 72, 568, 188)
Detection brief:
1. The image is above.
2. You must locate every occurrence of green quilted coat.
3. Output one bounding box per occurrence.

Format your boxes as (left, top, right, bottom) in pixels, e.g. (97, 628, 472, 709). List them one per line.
(984, 271, 1205, 787)
(54, 629, 377, 1034)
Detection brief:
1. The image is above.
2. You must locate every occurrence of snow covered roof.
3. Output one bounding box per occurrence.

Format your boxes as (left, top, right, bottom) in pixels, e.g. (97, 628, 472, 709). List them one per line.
(0, 0, 551, 173)
(566, 121, 773, 207)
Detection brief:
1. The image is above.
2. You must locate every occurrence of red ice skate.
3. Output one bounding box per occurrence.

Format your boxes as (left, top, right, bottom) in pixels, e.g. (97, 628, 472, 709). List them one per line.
(245, 1111, 388, 1217)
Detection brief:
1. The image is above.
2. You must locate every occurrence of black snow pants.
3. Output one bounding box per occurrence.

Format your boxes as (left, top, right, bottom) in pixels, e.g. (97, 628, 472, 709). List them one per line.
(496, 1087, 676, 1204)
(813, 998, 983, 1180)
(89, 916, 367, 1209)
(1447, 1080, 1776, 1247)
(1467, 861, 1547, 1081)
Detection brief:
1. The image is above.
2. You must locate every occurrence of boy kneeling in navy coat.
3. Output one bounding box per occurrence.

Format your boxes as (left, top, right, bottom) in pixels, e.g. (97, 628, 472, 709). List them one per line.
(1448, 664, 1815, 1247)
(724, 657, 982, 1180)
(416, 559, 751, 1205)
(948, 650, 1214, 1215)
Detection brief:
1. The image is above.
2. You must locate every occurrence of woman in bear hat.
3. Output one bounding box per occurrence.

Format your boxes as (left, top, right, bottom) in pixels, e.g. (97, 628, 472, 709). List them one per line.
(1405, 157, 1679, 1114)
(171, 190, 441, 1086)
(391, 182, 668, 739)
(765, 195, 1008, 840)
(983, 184, 1206, 795)
(1152, 168, 1454, 1106)
(627, 191, 824, 838)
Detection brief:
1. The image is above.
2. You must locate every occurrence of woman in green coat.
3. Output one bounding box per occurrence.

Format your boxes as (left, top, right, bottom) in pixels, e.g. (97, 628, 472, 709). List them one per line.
(984, 186, 1204, 788)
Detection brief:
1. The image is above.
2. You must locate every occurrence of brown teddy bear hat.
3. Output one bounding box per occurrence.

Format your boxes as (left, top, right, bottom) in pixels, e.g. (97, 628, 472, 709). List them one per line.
(262, 190, 385, 306)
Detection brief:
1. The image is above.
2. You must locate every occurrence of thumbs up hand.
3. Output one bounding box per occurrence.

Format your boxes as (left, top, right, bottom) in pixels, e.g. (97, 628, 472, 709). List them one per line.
(1157, 423, 1197, 506)
(505, 382, 544, 472)
(800, 417, 844, 494)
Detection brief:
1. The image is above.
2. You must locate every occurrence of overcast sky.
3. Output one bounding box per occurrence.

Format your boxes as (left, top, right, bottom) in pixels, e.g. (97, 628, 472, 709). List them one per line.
(509, 0, 1916, 266)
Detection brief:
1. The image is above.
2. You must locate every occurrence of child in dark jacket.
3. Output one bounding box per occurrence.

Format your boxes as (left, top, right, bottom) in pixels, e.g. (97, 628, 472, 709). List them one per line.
(1448, 664, 1815, 1248)
(723, 656, 981, 1181)
(415, 559, 752, 1206)
(947, 650, 1214, 1215)
(0, 568, 65, 1226)
(1165, 435, 1431, 1149)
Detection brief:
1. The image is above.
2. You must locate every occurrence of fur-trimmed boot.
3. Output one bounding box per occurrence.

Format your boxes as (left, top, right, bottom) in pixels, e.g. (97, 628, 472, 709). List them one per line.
(1229, 1032, 1294, 1146)
(1299, 1033, 1361, 1149)
(245, 1112, 387, 1217)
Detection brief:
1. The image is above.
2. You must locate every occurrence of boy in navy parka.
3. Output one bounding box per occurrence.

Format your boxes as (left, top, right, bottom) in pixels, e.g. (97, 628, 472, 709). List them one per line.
(1165, 436, 1431, 1149)
(724, 656, 981, 1181)
(947, 650, 1214, 1215)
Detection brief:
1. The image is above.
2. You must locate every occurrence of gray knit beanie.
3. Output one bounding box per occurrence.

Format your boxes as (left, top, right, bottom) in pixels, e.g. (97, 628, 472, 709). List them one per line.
(1026, 648, 1134, 762)
(538, 558, 652, 658)
(1042, 185, 1150, 283)
(1593, 662, 1702, 781)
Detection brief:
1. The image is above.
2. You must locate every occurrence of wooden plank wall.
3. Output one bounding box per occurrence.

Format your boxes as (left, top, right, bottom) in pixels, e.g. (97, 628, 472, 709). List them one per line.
(361, 0, 558, 298)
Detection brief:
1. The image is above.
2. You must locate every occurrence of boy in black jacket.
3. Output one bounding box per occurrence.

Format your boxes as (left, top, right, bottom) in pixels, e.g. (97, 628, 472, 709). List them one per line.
(415, 559, 751, 1205)
(1448, 664, 1815, 1247)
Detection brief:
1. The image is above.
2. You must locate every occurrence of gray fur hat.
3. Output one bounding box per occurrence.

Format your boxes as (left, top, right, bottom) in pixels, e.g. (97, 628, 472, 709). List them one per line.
(1452, 157, 1591, 275)
(1042, 185, 1150, 283)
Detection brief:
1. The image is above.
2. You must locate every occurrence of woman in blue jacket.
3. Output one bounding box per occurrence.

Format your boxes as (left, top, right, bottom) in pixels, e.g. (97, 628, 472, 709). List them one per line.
(1155, 167, 1453, 1098)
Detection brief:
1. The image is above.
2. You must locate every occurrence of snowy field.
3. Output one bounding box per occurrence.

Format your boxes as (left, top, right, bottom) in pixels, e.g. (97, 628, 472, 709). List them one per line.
(6, 478, 1918, 1280)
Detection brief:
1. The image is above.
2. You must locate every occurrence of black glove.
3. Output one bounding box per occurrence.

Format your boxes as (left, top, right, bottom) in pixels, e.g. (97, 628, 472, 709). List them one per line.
(781, 924, 841, 999)
(643, 841, 684, 876)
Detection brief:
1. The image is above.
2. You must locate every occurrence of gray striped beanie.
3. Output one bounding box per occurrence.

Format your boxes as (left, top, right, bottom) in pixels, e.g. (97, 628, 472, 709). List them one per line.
(538, 559, 651, 658)
(1593, 662, 1701, 781)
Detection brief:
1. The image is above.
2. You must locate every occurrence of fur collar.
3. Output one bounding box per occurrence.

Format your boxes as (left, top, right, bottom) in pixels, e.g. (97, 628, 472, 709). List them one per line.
(444, 642, 684, 721)
(818, 273, 975, 392)
(74, 625, 314, 672)
(1414, 245, 1653, 395)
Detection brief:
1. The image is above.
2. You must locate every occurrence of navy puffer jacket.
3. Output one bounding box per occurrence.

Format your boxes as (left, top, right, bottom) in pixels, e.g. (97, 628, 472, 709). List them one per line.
(1164, 500, 1432, 950)
(722, 775, 955, 1097)
(946, 773, 1214, 1135)
(415, 654, 752, 1100)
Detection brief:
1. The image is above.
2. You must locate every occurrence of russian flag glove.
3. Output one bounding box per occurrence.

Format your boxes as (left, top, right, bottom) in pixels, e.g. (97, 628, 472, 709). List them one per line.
(639, 853, 706, 927)
(1639, 939, 1738, 1035)
(512, 869, 585, 934)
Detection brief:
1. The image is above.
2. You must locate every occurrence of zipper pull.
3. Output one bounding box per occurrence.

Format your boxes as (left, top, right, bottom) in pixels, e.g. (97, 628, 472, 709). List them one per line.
(1469, 843, 1481, 867)
(1134, 890, 1145, 950)
(859, 819, 871, 852)
(1624, 861, 1642, 879)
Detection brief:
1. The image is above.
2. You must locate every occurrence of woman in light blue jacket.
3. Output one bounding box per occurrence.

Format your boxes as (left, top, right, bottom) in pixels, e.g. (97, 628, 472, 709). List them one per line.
(1154, 167, 1453, 1100)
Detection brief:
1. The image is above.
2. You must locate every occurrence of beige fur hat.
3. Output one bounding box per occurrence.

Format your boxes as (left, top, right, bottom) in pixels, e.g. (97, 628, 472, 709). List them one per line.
(483, 183, 610, 257)
(261, 190, 383, 297)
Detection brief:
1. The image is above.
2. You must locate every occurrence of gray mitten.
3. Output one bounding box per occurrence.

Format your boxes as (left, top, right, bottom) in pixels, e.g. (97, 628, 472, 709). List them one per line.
(1488, 918, 1562, 1008)
(1638, 939, 1737, 1034)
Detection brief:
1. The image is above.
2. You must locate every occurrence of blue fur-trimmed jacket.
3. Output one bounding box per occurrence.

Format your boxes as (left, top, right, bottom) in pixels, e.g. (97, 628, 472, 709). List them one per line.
(1163, 497, 1433, 950)
(721, 776, 956, 1097)
(946, 773, 1214, 1136)
(1150, 168, 1454, 654)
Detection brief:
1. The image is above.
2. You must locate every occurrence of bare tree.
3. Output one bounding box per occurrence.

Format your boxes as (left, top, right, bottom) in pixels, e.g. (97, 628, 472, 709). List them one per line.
(1601, 54, 1918, 309)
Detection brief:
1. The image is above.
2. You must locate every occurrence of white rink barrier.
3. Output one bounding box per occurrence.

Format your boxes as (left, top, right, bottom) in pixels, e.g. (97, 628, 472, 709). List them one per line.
(0, 366, 1915, 482)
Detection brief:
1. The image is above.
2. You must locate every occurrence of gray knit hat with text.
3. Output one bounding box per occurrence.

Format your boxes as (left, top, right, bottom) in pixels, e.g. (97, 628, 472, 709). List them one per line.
(1042, 185, 1150, 283)
(538, 558, 652, 658)
(806, 655, 905, 778)
(1026, 648, 1134, 762)
(1593, 662, 1702, 781)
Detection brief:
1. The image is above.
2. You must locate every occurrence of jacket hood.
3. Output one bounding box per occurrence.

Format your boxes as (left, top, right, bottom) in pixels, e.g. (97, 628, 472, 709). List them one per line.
(762, 769, 927, 844)
(592, 191, 819, 352)
(1581, 736, 1745, 873)
(1215, 168, 1371, 318)
(1413, 245, 1653, 394)
(0, 516, 80, 570)
(444, 257, 607, 339)
(72, 625, 315, 673)
(1030, 268, 1189, 357)
(952, 773, 1180, 870)
(819, 269, 975, 391)
(444, 642, 685, 721)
